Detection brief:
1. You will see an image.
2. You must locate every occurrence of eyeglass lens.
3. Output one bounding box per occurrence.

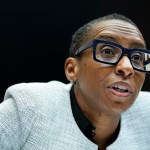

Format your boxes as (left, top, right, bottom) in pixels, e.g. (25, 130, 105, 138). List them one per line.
(95, 43, 150, 72)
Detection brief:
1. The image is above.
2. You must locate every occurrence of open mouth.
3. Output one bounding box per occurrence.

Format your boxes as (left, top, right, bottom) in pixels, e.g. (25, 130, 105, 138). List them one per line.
(108, 81, 132, 97)
(112, 86, 129, 93)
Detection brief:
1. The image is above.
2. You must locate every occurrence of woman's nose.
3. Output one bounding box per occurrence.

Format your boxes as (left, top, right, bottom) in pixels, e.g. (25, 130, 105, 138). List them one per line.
(115, 56, 134, 77)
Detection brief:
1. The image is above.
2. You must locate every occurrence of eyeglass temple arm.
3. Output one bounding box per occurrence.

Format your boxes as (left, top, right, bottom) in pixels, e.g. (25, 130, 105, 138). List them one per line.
(144, 59, 150, 65)
(144, 55, 150, 65)
(75, 40, 94, 56)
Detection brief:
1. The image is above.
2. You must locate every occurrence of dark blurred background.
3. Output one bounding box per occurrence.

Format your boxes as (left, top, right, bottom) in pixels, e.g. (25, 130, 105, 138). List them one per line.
(0, 0, 149, 101)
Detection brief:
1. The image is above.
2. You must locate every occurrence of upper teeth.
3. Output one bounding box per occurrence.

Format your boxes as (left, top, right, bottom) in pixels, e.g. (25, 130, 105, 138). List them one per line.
(113, 86, 128, 92)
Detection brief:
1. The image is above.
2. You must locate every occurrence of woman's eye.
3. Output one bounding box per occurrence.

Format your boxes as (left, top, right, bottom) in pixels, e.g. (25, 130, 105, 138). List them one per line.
(96, 44, 119, 61)
(100, 47, 115, 57)
(131, 53, 143, 62)
(132, 55, 141, 61)
(102, 49, 114, 54)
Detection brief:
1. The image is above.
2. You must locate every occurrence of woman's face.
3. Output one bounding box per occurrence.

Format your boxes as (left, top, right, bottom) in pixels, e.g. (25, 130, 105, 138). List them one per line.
(74, 20, 146, 116)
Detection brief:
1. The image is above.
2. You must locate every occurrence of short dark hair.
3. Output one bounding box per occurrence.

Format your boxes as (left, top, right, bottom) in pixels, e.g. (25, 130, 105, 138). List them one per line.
(69, 13, 139, 57)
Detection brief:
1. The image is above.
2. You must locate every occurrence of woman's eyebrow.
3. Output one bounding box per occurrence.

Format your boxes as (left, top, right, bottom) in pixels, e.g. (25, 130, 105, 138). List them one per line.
(96, 35, 118, 43)
(129, 41, 146, 49)
(96, 35, 146, 48)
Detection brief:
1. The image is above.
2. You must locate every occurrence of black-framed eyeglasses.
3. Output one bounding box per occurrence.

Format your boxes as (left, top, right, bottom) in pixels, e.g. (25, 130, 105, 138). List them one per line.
(75, 39, 150, 74)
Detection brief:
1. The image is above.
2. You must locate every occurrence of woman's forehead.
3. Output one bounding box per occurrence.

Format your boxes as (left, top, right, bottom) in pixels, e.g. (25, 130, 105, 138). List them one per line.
(85, 19, 145, 47)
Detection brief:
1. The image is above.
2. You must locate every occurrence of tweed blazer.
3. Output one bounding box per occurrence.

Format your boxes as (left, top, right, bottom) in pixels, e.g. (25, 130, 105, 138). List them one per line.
(0, 80, 150, 150)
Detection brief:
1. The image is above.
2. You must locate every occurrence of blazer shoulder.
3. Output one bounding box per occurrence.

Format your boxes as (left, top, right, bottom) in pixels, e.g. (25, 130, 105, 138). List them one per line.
(3, 80, 72, 109)
(126, 91, 150, 117)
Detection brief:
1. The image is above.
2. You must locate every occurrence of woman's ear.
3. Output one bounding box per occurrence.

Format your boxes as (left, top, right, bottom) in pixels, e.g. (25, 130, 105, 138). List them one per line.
(64, 57, 79, 82)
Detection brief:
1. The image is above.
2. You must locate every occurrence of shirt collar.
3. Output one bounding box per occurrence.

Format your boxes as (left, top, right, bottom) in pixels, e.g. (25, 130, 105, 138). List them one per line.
(70, 86, 96, 143)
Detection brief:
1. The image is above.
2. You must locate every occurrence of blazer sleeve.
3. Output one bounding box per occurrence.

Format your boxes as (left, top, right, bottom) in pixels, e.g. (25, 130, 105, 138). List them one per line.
(0, 97, 23, 149)
(0, 90, 37, 149)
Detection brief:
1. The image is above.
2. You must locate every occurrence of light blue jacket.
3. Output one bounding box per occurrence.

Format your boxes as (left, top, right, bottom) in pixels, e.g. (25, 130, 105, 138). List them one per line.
(0, 81, 150, 150)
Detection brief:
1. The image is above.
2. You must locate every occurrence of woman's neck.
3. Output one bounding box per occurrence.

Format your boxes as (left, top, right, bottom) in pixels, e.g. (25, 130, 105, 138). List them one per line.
(92, 114, 121, 149)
